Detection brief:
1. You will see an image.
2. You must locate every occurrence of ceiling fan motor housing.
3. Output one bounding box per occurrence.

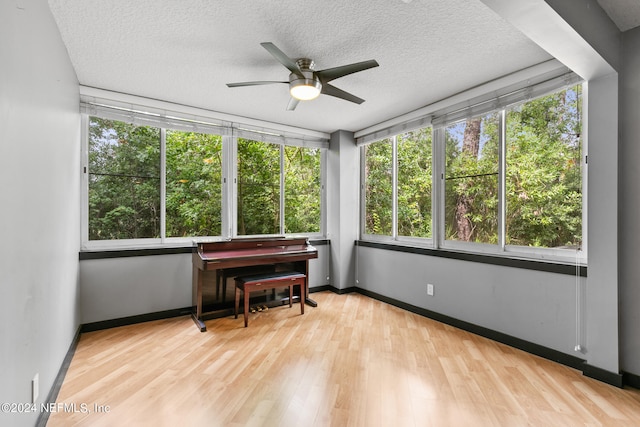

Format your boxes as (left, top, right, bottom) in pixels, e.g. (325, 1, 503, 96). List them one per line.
(289, 59, 322, 100)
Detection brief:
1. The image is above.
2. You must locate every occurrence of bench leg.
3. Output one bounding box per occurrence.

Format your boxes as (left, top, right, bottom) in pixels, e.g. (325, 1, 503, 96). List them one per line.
(234, 285, 240, 319)
(300, 281, 305, 315)
(288, 284, 293, 308)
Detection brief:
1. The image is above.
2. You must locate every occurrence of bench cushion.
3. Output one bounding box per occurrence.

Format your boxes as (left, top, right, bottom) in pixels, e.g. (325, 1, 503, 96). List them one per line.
(235, 271, 306, 285)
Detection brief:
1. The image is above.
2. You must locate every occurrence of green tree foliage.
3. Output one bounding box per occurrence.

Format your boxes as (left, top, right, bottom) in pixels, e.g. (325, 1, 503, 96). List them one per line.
(88, 84, 581, 248)
(505, 86, 582, 248)
(445, 114, 500, 243)
(364, 139, 393, 235)
(237, 140, 322, 235)
(89, 124, 322, 240)
(398, 128, 432, 237)
(364, 85, 582, 250)
(237, 138, 281, 235)
(165, 130, 222, 237)
(284, 146, 321, 234)
(88, 118, 160, 240)
(443, 85, 582, 248)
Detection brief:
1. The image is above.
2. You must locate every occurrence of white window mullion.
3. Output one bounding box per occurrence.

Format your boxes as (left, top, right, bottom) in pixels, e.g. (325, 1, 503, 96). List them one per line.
(280, 144, 285, 235)
(392, 136, 398, 239)
(360, 146, 366, 239)
(498, 109, 506, 250)
(80, 115, 90, 247)
(160, 128, 167, 241)
(433, 127, 445, 249)
(320, 148, 328, 237)
(580, 83, 588, 259)
(224, 134, 236, 238)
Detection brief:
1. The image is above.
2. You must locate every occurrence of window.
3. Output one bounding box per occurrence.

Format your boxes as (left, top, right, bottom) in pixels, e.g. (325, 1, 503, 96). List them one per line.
(284, 146, 322, 234)
(397, 128, 433, 238)
(165, 130, 222, 237)
(504, 85, 582, 249)
(237, 138, 281, 235)
(363, 138, 393, 236)
(82, 102, 326, 248)
(444, 113, 500, 244)
(88, 118, 160, 240)
(362, 128, 433, 239)
(359, 82, 585, 261)
(236, 139, 323, 236)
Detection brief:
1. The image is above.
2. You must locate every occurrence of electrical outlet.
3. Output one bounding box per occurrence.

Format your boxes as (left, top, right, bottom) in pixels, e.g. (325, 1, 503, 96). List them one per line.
(427, 283, 434, 296)
(32, 373, 39, 403)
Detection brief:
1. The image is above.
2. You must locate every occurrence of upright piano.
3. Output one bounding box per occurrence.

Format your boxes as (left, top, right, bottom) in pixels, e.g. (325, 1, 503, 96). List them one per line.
(192, 237, 318, 331)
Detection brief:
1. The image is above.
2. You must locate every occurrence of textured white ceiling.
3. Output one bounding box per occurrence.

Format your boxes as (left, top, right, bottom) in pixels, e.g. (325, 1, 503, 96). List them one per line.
(597, 0, 640, 32)
(47, 0, 556, 134)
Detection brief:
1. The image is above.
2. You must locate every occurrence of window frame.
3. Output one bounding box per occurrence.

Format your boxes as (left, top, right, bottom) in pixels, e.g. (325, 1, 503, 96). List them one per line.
(232, 138, 326, 239)
(360, 137, 394, 240)
(359, 81, 587, 264)
(80, 105, 327, 251)
(360, 131, 436, 248)
(439, 111, 502, 249)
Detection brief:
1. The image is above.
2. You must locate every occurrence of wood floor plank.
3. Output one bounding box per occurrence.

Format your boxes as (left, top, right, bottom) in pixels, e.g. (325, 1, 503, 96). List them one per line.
(47, 291, 640, 426)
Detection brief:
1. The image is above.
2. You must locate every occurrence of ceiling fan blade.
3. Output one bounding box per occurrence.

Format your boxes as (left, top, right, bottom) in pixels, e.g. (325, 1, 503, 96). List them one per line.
(321, 83, 365, 104)
(226, 81, 287, 87)
(260, 42, 304, 78)
(287, 98, 300, 111)
(316, 60, 379, 83)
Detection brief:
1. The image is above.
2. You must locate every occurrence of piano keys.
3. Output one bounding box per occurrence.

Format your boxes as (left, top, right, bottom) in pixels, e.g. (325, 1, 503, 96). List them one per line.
(191, 237, 318, 331)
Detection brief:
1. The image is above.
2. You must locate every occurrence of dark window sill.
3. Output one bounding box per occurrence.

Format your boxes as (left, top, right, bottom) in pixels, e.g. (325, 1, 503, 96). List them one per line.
(79, 239, 329, 260)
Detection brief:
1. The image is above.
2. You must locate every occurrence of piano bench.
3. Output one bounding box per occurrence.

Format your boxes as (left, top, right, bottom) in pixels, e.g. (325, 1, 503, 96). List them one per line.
(234, 271, 306, 327)
(216, 265, 276, 302)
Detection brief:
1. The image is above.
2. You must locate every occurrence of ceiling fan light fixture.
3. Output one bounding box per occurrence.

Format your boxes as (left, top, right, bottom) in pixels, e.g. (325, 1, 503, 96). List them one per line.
(227, 43, 378, 110)
(289, 78, 322, 101)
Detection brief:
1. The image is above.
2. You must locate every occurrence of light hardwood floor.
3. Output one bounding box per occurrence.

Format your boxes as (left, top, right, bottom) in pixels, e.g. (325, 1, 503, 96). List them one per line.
(47, 291, 640, 426)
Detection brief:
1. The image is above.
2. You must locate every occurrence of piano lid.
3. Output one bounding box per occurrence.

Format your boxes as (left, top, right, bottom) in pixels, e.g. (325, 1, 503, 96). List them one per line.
(200, 243, 316, 262)
(196, 236, 311, 252)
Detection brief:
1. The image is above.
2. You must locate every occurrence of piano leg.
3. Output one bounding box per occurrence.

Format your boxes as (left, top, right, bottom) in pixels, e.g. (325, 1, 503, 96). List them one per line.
(191, 313, 206, 332)
(302, 260, 318, 307)
(191, 266, 207, 332)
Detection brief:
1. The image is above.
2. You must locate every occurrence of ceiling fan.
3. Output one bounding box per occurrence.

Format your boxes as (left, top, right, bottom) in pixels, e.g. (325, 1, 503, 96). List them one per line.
(227, 42, 379, 111)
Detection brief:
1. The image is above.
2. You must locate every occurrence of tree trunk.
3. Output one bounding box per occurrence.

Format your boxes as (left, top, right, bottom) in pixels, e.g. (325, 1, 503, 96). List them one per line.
(456, 118, 481, 241)
(463, 118, 481, 157)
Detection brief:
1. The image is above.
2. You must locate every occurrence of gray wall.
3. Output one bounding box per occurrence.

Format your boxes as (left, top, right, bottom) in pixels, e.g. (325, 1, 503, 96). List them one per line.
(79, 245, 330, 324)
(584, 73, 619, 373)
(354, 59, 621, 377)
(619, 26, 640, 376)
(356, 247, 582, 356)
(355, 0, 623, 376)
(353, 76, 620, 372)
(355, 81, 621, 368)
(0, 1, 81, 426)
(80, 254, 193, 324)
